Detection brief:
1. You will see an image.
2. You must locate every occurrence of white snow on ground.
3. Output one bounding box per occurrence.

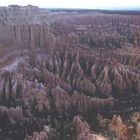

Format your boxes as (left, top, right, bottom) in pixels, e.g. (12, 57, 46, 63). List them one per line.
(2, 57, 25, 72)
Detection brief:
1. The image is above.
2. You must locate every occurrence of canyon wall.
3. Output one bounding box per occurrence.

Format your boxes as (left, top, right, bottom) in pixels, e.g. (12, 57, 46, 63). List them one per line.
(0, 25, 50, 48)
(0, 6, 140, 140)
(0, 5, 50, 48)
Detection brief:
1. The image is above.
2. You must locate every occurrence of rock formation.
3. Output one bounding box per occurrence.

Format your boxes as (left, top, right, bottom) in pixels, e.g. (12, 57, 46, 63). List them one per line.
(0, 5, 140, 140)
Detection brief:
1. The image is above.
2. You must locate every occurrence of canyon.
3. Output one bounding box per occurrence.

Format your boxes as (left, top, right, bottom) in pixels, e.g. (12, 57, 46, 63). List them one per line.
(0, 5, 140, 140)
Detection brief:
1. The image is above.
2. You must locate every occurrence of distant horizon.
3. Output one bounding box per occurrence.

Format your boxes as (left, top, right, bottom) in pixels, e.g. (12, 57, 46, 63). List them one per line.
(0, 0, 140, 10)
(0, 5, 140, 11)
(43, 7, 140, 11)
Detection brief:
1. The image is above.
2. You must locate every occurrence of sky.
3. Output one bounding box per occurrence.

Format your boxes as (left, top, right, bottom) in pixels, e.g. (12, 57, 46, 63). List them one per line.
(0, 0, 140, 9)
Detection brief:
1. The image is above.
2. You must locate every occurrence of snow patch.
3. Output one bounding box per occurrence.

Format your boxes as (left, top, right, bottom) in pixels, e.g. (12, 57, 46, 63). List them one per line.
(2, 57, 24, 72)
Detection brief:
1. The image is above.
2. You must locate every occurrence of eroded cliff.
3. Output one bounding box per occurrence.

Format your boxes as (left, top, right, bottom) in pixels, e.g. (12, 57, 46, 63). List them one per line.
(0, 6, 140, 140)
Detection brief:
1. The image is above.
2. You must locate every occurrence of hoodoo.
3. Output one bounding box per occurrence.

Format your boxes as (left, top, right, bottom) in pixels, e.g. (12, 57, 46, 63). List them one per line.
(0, 5, 140, 140)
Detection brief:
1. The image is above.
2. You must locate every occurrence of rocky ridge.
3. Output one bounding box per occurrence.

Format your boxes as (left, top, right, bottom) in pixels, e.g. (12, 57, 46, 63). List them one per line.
(0, 5, 140, 140)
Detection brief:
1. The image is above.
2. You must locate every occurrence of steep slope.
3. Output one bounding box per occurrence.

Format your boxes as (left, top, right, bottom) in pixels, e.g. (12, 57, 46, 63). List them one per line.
(0, 6, 140, 140)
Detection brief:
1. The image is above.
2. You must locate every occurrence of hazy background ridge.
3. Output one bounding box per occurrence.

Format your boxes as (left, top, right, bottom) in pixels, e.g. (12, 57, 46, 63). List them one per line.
(0, 0, 140, 10)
